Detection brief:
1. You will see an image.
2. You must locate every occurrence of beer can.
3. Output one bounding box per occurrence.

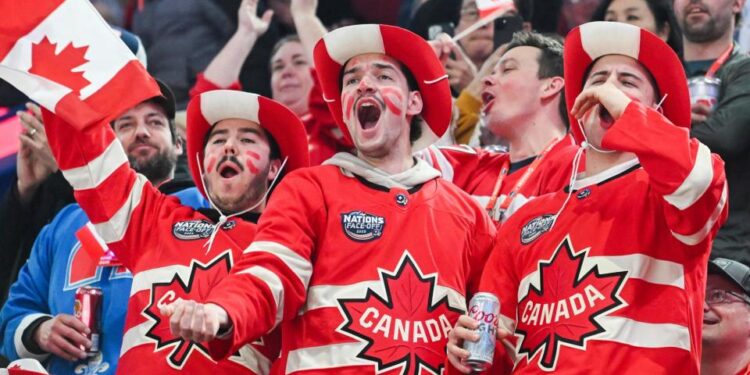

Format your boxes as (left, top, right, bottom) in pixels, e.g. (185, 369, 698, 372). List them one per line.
(688, 76, 721, 110)
(74, 286, 102, 357)
(463, 292, 500, 372)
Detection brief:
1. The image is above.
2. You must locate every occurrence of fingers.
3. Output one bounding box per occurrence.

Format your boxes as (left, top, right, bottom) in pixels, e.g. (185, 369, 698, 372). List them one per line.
(47, 333, 87, 361)
(261, 9, 274, 24)
(691, 112, 708, 123)
(47, 315, 91, 361)
(167, 300, 218, 342)
(446, 346, 473, 374)
(59, 314, 91, 336)
(26, 102, 42, 119)
(168, 299, 188, 337)
(571, 89, 599, 120)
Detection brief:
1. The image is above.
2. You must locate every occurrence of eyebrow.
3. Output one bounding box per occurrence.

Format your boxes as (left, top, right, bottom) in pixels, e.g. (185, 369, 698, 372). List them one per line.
(343, 62, 398, 77)
(588, 69, 645, 82)
(273, 54, 306, 65)
(207, 127, 263, 141)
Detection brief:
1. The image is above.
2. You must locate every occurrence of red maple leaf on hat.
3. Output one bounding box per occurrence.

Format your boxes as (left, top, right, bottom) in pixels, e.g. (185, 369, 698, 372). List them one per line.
(515, 238, 627, 371)
(142, 252, 233, 369)
(338, 253, 463, 375)
(29, 36, 90, 96)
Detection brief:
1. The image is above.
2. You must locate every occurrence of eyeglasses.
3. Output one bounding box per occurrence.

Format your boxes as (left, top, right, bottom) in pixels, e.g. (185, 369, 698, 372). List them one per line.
(460, 6, 480, 22)
(705, 289, 750, 306)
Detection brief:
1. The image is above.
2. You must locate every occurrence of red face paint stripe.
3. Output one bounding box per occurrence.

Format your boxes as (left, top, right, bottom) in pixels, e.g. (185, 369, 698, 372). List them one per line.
(245, 160, 260, 174)
(245, 151, 261, 160)
(206, 157, 217, 173)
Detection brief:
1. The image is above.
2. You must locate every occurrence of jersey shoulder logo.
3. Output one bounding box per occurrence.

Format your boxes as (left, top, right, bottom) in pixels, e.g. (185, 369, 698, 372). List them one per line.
(516, 237, 627, 371)
(340, 211, 385, 242)
(172, 219, 234, 241)
(337, 251, 463, 374)
(142, 252, 234, 369)
(520, 214, 555, 244)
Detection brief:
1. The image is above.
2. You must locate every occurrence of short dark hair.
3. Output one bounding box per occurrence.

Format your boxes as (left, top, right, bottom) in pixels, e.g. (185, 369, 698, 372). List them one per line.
(505, 31, 568, 129)
(590, 0, 684, 60)
(339, 59, 424, 145)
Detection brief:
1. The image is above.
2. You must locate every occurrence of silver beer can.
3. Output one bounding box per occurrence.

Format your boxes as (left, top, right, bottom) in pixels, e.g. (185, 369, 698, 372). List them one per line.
(688, 76, 721, 110)
(463, 292, 500, 372)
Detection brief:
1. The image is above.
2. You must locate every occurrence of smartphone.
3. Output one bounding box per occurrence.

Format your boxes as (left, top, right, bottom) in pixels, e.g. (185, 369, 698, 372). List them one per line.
(428, 22, 455, 40)
(494, 15, 524, 49)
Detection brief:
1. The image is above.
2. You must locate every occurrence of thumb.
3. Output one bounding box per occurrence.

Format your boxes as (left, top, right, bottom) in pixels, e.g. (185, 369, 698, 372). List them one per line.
(261, 9, 274, 24)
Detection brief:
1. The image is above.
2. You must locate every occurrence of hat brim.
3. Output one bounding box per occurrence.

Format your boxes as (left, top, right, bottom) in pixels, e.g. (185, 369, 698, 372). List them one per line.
(186, 90, 309, 198)
(313, 24, 452, 152)
(151, 79, 176, 120)
(564, 22, 690, 144)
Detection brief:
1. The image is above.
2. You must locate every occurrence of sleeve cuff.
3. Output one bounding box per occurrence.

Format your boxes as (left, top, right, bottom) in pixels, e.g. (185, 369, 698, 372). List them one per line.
(16, 314, 52, 361)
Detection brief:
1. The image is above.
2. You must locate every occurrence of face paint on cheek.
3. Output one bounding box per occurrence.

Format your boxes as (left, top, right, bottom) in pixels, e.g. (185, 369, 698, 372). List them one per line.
(343, 93, 355, 121)
(245, 151, 261, 160)
(206, 156, 217, 173)
(380, 88, 404, 117)
(245, 160, 260, 174)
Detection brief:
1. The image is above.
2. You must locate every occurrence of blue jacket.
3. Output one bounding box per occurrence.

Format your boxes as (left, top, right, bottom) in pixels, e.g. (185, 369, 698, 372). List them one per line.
(0, 187, 207, 375)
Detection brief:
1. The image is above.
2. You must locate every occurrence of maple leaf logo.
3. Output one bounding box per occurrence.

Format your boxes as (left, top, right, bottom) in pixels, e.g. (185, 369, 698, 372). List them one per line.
(29, 36, 90, 96)
(142, 252, 234, 369)
(515, 237, 628, 371)
(337, 252, 463, 375)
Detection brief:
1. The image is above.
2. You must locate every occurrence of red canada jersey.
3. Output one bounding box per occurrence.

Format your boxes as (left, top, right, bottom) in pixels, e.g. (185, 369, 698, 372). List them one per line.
(421, 136, 578, 222)
(478, 103, 728, 374)
(205, 162, 497, 374)
(42, 113, 279, 374)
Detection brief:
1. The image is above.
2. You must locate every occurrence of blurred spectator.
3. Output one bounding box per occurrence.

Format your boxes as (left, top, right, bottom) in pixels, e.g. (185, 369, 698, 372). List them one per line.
(0, 103, 74, 307)
(590, 0, 683, 58)
(131, 0, 235, 109)
(91, 0, 124, 26)
(0, 83, 206, 375)
(703, 258, 750, 374)
(675, 0, 750, 264)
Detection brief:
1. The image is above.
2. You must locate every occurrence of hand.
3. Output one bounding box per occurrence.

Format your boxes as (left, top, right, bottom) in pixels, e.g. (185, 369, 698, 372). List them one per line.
(446, 47, 478, 93)
(161, 299, 229, 343)
(446, 315, 480, 373)
(570, 80, 632, 121)
(237, 0, 273, 37)
(290, 0, 318, 17)
(33, 314, 91, 362)
(430, 34, 477, 92)
(690, 101, 712, 124)
(447, 314, 515, 373)
(16, 102, 58, 203)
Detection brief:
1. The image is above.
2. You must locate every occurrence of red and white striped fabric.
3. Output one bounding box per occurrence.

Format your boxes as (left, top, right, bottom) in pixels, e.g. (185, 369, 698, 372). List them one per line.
(0, 0, 159, 129)
(476, 0, 516, 18)
(471, 101, 728, 374)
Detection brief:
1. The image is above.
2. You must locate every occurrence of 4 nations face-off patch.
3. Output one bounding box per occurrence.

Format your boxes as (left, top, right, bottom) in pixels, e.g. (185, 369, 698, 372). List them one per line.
(520, 214, 556, 245)
(515, 237, 627, 371)
(172, 219, 236, 241)
(341, 211, 385, 242)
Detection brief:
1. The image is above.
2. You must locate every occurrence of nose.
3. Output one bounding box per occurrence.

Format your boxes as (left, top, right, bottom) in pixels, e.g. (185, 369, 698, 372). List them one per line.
(221, 137, 238, 156)
(133, 120, 151, 139)
(483, 74, 496, 88)
(281, 64, 295, 79)
(356, 75, 376, 94)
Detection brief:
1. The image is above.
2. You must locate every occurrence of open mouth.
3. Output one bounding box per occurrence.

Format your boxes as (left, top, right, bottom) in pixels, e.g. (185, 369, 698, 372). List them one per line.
(357, 101, 382, 130)
(481, 91, 496, 113)
(598, 105, 614, 130)
(703, 317, 719, 325)
(218, 163, 241, 179)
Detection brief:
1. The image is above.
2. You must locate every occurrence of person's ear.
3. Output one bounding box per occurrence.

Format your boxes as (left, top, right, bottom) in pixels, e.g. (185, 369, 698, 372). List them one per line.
(267, 158, 282, 183)
(540, 76, 564, 101)
(405, 90, 424, 116)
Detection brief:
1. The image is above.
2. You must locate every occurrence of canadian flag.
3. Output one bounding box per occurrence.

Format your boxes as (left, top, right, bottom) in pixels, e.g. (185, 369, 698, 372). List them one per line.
(476, 0, 516, 18)
(0, 358, 49, 374)
(0, 0, 159, 129)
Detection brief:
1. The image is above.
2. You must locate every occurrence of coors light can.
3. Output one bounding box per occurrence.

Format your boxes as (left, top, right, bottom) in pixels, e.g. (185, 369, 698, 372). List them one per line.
(74, 286, 102, 357)
(463, 292, 500, 372)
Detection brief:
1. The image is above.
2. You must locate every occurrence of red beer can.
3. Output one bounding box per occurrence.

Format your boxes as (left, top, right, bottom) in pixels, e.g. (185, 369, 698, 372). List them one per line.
(74, 286, 102, 356)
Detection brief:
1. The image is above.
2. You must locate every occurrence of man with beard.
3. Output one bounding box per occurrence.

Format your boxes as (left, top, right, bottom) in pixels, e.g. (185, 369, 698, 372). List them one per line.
(675, 0, 750, 263)
(33, 79, 309, 374)
(447, 21, 727, 374)
(164, 24, 497, 374)
(0, 82, 209, 375)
